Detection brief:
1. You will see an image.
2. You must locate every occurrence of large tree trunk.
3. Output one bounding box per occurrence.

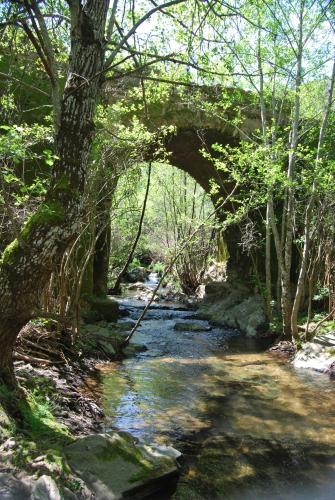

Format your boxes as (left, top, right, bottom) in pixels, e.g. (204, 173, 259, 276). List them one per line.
(0, 1, 109, 394)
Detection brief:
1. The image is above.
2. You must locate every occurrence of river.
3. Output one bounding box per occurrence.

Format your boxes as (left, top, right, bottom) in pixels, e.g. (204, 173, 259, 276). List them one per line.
(100, 284, 335, 499)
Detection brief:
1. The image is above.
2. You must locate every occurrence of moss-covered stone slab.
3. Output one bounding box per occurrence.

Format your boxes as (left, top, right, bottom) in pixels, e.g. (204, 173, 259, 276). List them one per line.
(84, 297, 120, 323)
(173, 322, 211, 332)
(65, 432, 179, 499)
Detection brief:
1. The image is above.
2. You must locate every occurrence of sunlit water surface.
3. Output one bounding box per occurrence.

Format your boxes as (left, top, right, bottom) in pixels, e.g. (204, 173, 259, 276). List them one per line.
(99, 298, 335, 499)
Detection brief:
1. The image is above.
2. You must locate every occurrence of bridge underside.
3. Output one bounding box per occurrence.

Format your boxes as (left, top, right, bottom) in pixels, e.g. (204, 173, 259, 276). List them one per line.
(164, 127, 239, 196)
(160, 127, 252, 277)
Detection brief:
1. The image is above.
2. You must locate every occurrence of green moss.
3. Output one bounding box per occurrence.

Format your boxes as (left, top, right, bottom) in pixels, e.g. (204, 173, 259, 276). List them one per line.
(0, 200, 67, 266)
(0, 238, 21, 265)
(96, 439, 152, 470)
(0, 376, 74, 476)
(84, 296, 119, 322)
(0, 400, 16, 440)
(319, 320, 335, 333)
(53, 174, 71, 192)
(21, 200, 65, 240)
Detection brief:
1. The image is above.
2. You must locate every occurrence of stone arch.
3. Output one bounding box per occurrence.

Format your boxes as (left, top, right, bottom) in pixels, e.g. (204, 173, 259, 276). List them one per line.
(92, 85, 264, 296)
(160, 127, 252, 278)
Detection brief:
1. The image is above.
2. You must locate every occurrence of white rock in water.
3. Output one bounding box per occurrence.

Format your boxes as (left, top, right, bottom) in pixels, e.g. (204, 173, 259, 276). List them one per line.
(293, 342, 335, 373)
(142, 444, 182, 459)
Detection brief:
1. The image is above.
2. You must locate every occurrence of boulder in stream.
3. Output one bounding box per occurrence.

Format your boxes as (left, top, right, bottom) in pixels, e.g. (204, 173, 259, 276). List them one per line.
(293, 342, 335, 374)
(84, 297, 120, 323)
(125, 267, 149, 283)
(198, 281, 268, 337)
(65, 432, 180, 499)
(174, 322, 211, 332)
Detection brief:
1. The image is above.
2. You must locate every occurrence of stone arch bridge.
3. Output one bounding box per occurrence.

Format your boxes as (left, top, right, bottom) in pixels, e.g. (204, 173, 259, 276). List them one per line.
(92, 84, 263, 297)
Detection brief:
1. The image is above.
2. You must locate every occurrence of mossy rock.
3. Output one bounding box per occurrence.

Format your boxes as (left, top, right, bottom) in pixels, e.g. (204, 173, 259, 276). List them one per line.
(123, 343, 148, 358)
(98, 340, 117, 357)
(174, 322, 211, 332)
(0, 403, 14, 440)
(65, 433, 179, 499)
(83, 296, 120, 323)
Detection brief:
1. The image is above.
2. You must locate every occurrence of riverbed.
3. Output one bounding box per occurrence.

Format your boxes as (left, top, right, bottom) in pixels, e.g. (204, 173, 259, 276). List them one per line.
(100, 295, 335, 499)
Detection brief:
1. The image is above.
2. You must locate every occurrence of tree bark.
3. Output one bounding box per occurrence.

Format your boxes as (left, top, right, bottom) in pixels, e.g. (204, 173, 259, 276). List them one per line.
(0, 1, 109, 395)
(93, 204, 112, 297)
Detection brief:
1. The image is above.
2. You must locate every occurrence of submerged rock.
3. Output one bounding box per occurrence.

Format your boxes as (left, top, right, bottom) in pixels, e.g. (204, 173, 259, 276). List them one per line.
(65, 432, 179, 499)
(123, 343, 148, 358)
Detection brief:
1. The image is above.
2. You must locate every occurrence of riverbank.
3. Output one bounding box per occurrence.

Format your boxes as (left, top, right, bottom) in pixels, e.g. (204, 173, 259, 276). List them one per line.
(1, 288, 334, 499)
(0, 317, 179, 499)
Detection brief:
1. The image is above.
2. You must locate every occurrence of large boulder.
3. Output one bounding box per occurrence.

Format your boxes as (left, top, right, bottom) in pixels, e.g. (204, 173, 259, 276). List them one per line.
(84, 296, 120, 323)
(65, 432, 179, 499)
(201, 261, 226, 284)
(0, 473, 33, 500)
(32, 475, 61, 500)
(198, 281, 268, 337)
(125, 267, 149, 283)
(293, 342, 335, 374)
(174, 322, 211, 332)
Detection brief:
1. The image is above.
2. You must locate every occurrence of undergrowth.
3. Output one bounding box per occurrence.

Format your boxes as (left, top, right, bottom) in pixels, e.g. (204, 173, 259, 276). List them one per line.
(0, 375, 74, 479)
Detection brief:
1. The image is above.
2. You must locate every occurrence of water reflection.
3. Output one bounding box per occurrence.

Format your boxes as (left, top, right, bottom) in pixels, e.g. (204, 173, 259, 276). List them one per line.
(100, 303, 335, 499)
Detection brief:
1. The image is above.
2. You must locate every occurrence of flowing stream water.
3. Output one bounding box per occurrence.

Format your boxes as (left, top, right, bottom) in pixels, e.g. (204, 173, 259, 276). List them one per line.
(100, 283, 335, 499)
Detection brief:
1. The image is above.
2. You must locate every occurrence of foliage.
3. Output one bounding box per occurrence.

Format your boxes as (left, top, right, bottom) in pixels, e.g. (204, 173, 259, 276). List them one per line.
(110, 161, 216, 293)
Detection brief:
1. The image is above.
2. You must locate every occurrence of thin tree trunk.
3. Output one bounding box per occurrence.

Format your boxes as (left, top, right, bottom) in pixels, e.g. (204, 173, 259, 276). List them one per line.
(265, 199, 272, 321)
(257, 18, 272, 321)
(112, 163, 152, 293)
(291, 55, 335, 338)
(281, 2, 303, 339)
(93, 176, 118, 298)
